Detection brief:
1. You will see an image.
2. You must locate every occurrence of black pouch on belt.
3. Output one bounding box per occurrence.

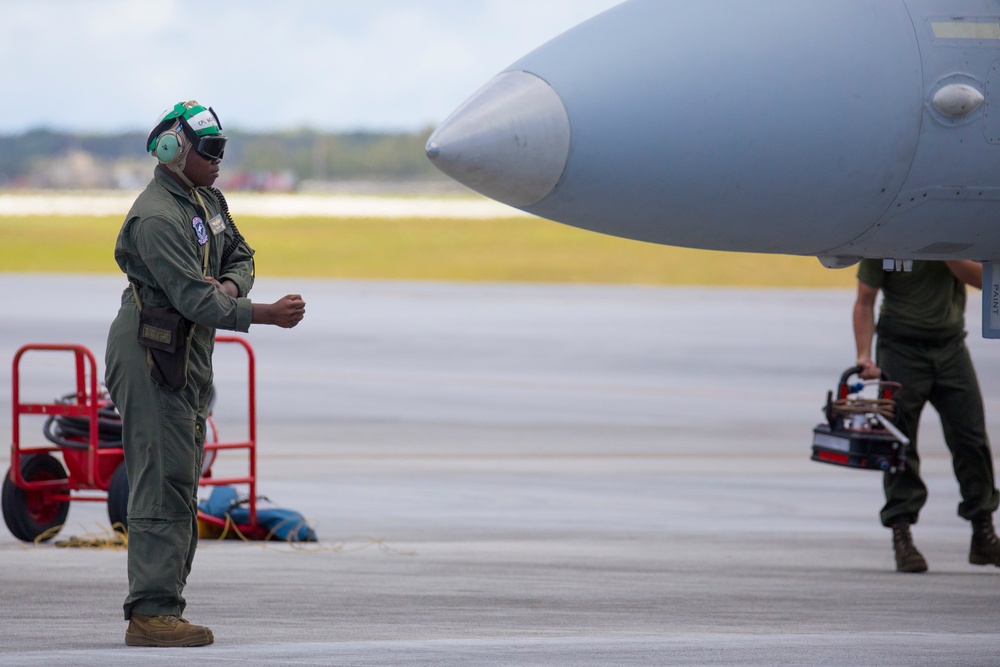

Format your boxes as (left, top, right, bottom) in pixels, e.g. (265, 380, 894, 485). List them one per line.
(137, 305, 193, 391)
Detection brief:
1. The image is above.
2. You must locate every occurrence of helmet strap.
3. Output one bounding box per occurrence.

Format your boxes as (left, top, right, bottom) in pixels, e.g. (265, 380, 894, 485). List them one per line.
(169, 162, 196, 191)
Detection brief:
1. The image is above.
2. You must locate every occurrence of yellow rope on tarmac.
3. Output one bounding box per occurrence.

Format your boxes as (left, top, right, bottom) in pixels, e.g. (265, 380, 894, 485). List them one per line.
(47, 523, 128, 550)
(199, 515, 415, 556)
(24, 519, 412, 556)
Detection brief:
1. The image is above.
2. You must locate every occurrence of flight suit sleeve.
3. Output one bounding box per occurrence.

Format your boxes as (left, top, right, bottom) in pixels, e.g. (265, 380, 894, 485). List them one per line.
(217, 227, 255, 298)
(132, 215, 254, 332)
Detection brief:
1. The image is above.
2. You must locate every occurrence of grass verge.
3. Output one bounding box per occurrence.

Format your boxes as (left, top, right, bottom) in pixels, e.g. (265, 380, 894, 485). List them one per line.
(0, 215, 857, 288)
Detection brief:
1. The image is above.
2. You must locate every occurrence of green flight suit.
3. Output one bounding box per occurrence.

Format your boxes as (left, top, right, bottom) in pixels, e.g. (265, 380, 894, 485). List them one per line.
(105, 168, 255, 619)
(858, 259, 999, 527)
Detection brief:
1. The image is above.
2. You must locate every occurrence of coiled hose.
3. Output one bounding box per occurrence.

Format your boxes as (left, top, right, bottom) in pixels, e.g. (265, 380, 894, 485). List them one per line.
(42, 392, 122, 450)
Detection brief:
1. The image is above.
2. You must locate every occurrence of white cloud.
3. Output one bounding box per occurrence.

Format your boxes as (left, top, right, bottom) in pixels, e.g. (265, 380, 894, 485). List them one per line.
(0, 0, 622, 134)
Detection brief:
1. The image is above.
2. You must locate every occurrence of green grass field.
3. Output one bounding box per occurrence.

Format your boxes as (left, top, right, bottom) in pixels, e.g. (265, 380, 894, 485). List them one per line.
(0, 215, 857, 288)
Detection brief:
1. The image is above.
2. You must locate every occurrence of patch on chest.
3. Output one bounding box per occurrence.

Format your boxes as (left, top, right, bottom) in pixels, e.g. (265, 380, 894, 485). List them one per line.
(192, 216, 209, 245)
(207, 214, 226, 236)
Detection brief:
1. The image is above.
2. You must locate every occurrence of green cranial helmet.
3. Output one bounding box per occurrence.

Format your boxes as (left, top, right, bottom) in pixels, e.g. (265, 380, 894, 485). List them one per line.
(147, 100, 227, 165)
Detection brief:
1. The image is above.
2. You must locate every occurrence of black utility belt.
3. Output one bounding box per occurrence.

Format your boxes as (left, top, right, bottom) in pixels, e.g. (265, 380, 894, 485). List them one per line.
(877, 329, 965, 348)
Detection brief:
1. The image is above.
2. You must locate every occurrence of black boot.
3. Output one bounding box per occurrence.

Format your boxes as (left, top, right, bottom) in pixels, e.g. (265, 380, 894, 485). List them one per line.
(969, 514, 1000, 567)
(891, 520, 928, 573)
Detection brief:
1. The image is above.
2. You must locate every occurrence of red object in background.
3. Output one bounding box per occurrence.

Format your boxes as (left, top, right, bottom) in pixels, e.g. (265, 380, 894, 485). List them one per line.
(3, 337, 262, 542)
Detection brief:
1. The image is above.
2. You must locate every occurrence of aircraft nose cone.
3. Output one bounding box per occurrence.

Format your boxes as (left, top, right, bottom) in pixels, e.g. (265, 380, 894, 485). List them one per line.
(426, 70, 571, 208)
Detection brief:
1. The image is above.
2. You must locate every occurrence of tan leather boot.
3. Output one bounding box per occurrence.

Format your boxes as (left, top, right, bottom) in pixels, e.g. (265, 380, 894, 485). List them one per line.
(125, 613, 214, 647)
(891, 520, 928, 573)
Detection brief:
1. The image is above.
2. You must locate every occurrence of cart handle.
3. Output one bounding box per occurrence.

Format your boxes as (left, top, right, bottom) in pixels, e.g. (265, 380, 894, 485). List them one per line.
(837, 365, 894, 399)
(210, 335, 257, 527)
(11, 344, 101, 488)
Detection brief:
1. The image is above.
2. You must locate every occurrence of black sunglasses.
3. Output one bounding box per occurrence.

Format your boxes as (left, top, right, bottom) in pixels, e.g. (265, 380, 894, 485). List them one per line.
(195, 134, 227, 161)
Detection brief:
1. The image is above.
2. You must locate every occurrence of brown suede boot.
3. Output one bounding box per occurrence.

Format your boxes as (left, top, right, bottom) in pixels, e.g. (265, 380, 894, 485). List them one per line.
(891, 520, 928, 573)
(970, 514, 1000, 567)
(125, 613, 214, 647)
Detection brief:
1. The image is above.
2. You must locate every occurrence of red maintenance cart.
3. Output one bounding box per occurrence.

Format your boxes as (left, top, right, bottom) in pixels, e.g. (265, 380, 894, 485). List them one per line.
(3, 335, 263, 542)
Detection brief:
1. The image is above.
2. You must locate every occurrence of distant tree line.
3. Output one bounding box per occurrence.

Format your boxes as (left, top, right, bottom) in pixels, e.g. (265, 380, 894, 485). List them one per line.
(0, 128, 448, 189)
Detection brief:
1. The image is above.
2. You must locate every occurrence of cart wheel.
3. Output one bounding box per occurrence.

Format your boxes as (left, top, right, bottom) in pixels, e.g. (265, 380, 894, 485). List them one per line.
(107, 462, 129, 533)
(2, 454, 70, 543)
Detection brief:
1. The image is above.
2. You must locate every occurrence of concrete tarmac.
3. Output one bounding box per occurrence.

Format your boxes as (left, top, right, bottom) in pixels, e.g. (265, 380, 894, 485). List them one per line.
(1, 275, 998, 666)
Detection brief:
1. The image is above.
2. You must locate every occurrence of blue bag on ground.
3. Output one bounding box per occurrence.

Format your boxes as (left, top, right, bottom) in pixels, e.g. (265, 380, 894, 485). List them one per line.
(199, 486, 318, 542)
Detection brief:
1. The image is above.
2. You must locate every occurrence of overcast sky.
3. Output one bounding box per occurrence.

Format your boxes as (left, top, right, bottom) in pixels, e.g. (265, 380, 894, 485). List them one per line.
(1, 0, 622, 135)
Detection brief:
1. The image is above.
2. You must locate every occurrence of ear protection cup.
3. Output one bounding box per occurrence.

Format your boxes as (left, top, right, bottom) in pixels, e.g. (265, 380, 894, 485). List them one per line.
(153, 129, 185, 165)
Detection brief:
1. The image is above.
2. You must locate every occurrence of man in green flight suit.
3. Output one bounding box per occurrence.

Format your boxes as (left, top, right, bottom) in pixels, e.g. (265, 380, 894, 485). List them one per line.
(853, 259, 1000, 573)
(106, 101, 306, 647)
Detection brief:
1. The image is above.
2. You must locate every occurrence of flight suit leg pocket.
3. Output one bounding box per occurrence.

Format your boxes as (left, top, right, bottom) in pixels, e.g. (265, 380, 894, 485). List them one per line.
(156, 407, 200, 516)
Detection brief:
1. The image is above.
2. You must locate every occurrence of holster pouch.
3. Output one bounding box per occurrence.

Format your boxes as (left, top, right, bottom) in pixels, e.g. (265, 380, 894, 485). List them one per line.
(137, 306, 193, 391)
